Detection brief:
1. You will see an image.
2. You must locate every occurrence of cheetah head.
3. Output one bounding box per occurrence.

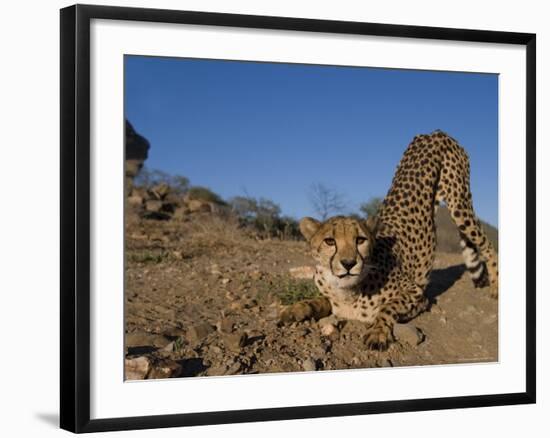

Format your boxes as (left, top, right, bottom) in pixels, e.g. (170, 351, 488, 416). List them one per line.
(300, 215, 379, 289)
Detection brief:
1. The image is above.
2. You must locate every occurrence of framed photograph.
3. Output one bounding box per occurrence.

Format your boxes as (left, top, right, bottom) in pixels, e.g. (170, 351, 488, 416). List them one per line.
(60, 4, 536, 433)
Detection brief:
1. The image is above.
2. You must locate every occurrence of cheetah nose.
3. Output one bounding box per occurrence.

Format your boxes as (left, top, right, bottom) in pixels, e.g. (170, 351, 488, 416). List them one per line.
(340, 259, 357, 271)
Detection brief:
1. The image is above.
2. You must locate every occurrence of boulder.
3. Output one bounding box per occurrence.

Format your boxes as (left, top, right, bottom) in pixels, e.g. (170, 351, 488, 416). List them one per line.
(125, 356, 151, 380)
(187, 199, 212, 213)
(145, 199, 163, 213)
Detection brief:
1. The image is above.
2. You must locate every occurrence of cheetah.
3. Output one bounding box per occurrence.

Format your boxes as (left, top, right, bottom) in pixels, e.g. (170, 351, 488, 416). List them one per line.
(280, 130, 498, 350)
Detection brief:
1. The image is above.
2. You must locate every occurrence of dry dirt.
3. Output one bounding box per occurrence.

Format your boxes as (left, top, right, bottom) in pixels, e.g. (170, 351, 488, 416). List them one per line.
(125, 212, 498, 379)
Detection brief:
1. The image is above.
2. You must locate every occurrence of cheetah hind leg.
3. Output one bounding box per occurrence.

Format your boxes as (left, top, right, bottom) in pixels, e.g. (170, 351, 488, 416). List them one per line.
(460, 235, 491, 289)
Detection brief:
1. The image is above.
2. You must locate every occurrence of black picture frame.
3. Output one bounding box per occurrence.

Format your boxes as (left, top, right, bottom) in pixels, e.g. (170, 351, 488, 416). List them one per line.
(60, 4, 536, 433)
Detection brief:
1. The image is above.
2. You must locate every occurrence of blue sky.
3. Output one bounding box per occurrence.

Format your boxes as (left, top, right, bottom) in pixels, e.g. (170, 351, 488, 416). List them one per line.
(125, 56, 498, 226)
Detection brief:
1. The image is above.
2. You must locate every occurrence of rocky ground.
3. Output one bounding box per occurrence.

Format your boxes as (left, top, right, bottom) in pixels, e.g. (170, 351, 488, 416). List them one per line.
(124, 211, 498, 380)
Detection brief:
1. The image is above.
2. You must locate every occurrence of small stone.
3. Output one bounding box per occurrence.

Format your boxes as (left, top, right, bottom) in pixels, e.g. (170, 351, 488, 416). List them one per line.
(229, 301, 243, 311)
(145, 199, 163, 212)
(161, 341, 175, 352)
(430, 304, 442, 314)
(225, 360, 243, 375)
(225, 291, 238, 301)
(242, 298, 258, 309)
(318, 315, 339, 337)
(249, 270, 264, 280)
(223, 332, 248, 352)
(125, 356, 151, 380)
(218, 317, 235, 334)
(264, 306, 279, 321)
(302, 358, 316, 371)
(393, 323, 424, 346)
(221, 278, 231, 285)
(148, 358, 182, 379)
(187, 323, 215, 344)
(209, 345, 222, 355)
(380, 358, 393, 367)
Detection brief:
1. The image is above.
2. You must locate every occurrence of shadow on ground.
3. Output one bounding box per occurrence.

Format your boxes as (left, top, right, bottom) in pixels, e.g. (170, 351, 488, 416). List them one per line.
(425, 264, 466, 302)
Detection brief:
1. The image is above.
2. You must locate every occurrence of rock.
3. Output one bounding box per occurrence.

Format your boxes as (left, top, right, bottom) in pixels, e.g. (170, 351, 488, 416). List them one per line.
(393, 323, 424, 346)
(145, 199, 163, 212)
(242, 298, 258, 309)
(320, 323, 337, 337)
(380, 358, 393, 367)
(172, 250, 184, 260)
(125, 120, 150, 195)
(217, 317, 235, 334)
(318, 315, 340, 337)
(126, 332, 171, 349)
(125, 356, 151, 380)
(211, 268, 222, 277)
(173, 207, 189, 219)
(209, 345, 223, 355)
(221, 278, 231, 285)
(302, 358, 317, 372)
(223, 332, 248, 352)
(187, 199, 212, 213)
(225, 360, 243, 375)
(150, 183, 170, 200)
(163, 192, 182, 206)
(187, 323, 215, 344)
(264, 306, 279, 321)
(125, 121, 149, 166)
(229, 301, 243, 311)
(127, 195, 143, 207)
(249, 270, 264, 281)
(161, 342, 175, 353)
(289, 266, 315, 280)
(148, 358, 182, 379)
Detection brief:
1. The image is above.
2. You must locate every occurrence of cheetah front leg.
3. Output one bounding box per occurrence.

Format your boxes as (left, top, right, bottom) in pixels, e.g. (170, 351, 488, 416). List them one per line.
(364, 285, 428, 350)
(279, 296, 332, 324)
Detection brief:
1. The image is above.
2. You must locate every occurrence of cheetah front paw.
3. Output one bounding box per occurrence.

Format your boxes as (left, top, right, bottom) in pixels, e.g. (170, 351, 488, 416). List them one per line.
(364, 323, 394, 351)
(278, 297, 332, 325)
(279, 302, 314, 324)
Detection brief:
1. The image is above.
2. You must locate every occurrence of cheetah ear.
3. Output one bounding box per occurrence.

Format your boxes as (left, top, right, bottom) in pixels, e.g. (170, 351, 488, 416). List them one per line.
(364, 215, 379, 235)
(299, 217, 321, 241)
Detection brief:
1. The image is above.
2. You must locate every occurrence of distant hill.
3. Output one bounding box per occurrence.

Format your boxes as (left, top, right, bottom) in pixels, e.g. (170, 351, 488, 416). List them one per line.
(435, 206, 498, 253)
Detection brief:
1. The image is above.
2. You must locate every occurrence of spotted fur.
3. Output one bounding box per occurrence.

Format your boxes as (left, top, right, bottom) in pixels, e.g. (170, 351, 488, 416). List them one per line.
(280, 130, 498, 350)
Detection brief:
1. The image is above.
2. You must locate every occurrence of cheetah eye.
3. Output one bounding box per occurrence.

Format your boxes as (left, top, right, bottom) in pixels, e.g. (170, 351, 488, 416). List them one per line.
(356, 237, 367, 245)
(324, 238, 336, 246)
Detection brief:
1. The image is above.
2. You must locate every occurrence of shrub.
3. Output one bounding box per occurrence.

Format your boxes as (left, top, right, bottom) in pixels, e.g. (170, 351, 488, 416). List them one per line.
(134, 167, 190, 194)
(186, 186, 226, 205)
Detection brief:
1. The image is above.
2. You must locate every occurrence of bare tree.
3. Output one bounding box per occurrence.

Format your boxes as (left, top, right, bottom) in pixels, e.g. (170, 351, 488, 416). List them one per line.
(309, 183, 346, 220)
(359, 197, 383, 218)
